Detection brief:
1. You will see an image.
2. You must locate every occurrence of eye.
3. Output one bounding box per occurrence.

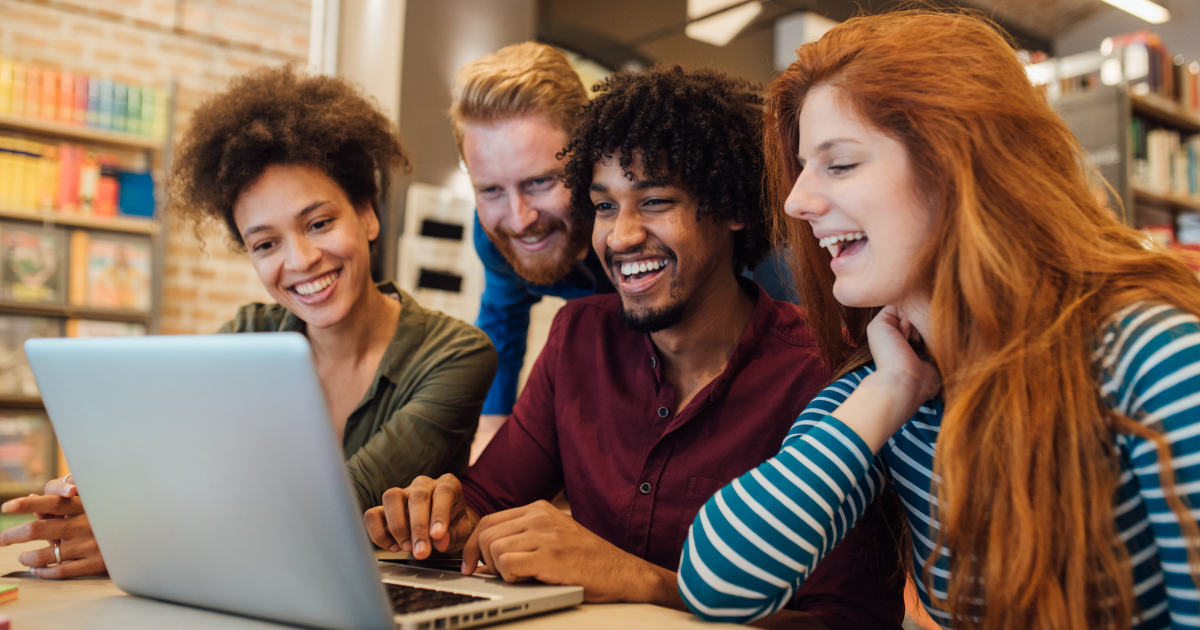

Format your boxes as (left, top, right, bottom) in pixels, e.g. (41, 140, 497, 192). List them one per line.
(829, 164, 858, 175)
(593, 201, 617, 213)
(250, 240, 275, 253)
(643, 197, 673, 210)
(310, 218, 332, 231)
(527, 177, 556, 191)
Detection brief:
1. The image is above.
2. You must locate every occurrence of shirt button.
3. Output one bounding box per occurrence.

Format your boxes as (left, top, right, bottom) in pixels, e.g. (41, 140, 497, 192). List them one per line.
(640, 483, 652, 494)
(650, 357, 657, 368)
(657, 407, 669, 418)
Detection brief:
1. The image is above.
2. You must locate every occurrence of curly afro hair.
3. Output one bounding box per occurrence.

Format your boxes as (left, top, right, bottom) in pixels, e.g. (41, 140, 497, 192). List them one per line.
(563, 65, 769, 270)
(168, 65, 410, 249)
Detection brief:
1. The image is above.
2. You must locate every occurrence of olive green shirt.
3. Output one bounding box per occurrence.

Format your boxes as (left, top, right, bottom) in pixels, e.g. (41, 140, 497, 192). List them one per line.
(218, 282, 497, 511)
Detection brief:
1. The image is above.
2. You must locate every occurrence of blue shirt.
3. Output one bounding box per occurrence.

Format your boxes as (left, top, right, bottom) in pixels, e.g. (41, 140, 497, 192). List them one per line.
(473, 213, 613, 414)
(678, 301, 1200, 628)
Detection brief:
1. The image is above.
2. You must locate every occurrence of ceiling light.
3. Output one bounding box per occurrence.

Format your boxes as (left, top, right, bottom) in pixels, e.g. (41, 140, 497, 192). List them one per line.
(1099, 0, 1170, 24)
(685, 0, 763, 47)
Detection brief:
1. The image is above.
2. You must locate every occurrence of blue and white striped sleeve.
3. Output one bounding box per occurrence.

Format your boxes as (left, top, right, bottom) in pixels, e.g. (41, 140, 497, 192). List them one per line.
(677, 371, 889, 623)
(1100, 303, 1200, 626)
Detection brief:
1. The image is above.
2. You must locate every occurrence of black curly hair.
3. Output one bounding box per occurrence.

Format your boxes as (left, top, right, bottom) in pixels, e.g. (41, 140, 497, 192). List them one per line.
(562, 65, 769, 270)
(168, 65, 410, 249)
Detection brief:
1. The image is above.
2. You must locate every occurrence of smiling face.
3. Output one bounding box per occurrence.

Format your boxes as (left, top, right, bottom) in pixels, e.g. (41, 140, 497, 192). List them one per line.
(785, 86, 934, 309)
(233, 164, 379, 330)
(463, 114, 590, 285)
(590, 152, 743, 333)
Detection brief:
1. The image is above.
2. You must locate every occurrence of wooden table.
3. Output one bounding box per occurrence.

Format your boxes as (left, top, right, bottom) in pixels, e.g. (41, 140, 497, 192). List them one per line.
(0, 542, 731, 629)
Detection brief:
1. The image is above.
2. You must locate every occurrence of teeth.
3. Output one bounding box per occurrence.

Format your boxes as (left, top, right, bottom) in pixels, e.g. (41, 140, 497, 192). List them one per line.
(816, 232, 866, 249)
(294, 271, 338, 296)
(520, 235, 543, 244)
(620, 259, 667, 277)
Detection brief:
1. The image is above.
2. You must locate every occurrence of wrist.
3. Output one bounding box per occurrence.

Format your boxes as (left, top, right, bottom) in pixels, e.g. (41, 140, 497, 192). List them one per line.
(627, 560, 685, 609)
(831, 373, 916, 453)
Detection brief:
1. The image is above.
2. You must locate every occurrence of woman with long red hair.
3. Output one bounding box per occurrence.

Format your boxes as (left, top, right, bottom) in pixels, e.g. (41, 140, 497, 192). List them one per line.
(677, 10, 1200, 630)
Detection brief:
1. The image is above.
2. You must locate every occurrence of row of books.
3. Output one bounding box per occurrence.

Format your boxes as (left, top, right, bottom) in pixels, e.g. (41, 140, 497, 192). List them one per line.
(0, 314, 144, 398)
(1131, 118, 1200, 198)
(1111, 32, 1200, 116)
(0, 134, 141, 217)
(0, 58, 170, 140)
(0, 223, 151, 311)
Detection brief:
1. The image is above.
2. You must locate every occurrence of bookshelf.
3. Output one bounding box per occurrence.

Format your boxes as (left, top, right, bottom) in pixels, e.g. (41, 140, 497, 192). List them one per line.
(0, 97, 172, 497)
(1046, 65, 1200, 231)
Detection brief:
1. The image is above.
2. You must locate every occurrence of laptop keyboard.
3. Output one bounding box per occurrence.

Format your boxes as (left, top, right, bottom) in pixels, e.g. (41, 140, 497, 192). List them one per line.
(385, 582, 489, 614)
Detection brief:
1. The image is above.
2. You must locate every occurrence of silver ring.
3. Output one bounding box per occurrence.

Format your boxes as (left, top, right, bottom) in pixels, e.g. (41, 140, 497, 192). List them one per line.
(60, 473, 73, 484)
(53, 542, 61, 565)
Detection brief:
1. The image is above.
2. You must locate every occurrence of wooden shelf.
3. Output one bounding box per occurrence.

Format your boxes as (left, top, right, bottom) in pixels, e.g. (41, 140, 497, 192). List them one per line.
(0, 302, 151, 324)
(0, 396, 44, 410)
(0, 112, 162, 151)
(1134, 187, 1200, 212)
(1130, 93, 1200, 134)
(0, 207, 157, 235)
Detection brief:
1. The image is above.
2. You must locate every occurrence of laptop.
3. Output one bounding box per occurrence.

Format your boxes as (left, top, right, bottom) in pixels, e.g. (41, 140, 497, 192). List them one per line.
(25, 333, 583, 630)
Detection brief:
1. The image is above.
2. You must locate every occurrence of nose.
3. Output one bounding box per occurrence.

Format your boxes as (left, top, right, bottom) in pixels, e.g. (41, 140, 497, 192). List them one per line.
(783, 168, 830, 220)
(508, 194, 539, 234)
(607, 205, 647, 252)
(284, 235, 321, 272)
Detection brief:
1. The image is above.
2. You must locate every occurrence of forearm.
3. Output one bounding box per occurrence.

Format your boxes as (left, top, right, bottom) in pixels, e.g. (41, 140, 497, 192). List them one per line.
(830, 371, 918, 453)
(627, 560, 686, 610)
(677, 416, 882, 623)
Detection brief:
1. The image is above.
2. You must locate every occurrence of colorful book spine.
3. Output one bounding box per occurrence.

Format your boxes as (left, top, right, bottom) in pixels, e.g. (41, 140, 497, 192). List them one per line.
(0, 138, 14, 209)
(78, 151, 98, 215)
(112, 82, 127, 133)
(152, 88, 170, 140)
(139, 88, 155, 137)
(36, 144, 58, 211)
(56, 143, 80, 214)
(73, 74, 87, 125)
(0, 58, 12, 114)
(57, 72, 74, 124)
(10, 62, 25, 117)
(39, 69, 57, 121)
(126, 85, 141, 137)
(97, 79, 113, 130)
(23, 66, 40, 119)
(68, 230, 88, 306)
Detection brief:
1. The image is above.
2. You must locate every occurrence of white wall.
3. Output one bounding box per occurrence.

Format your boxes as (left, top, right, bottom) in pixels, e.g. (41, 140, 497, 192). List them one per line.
(1056, 0, 1200, 63)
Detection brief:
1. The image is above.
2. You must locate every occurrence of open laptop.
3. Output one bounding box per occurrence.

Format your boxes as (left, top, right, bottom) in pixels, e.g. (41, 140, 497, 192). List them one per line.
(25, 333, 583, 630)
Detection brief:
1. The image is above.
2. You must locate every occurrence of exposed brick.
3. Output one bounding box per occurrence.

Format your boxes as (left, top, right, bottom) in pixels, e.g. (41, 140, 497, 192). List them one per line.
(94, 48, 122, 63)
(52, 40, 84, 57)
(14, 33, 49, 49)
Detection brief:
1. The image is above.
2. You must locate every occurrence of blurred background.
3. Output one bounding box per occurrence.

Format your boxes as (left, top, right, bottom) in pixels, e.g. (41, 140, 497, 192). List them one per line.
(0, 1, 1198, 625)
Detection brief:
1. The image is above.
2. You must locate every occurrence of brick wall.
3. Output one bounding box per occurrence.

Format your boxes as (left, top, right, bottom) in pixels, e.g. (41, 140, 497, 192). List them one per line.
(0, 0, 311, 333)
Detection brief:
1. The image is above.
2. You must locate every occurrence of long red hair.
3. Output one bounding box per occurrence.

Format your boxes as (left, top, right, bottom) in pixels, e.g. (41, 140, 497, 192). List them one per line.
(766, 10, 1200, 629)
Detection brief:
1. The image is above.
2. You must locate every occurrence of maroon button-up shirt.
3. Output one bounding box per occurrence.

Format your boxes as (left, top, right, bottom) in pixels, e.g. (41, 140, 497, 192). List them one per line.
(462, 280, 904, 628)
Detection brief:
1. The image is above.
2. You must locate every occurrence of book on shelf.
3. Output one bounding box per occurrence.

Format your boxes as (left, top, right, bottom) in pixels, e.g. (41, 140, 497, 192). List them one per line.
(68, 230, 151, 311)
(0, 410, 55, 496)
(0, 314, 60, 397)
(0, 59, 11, 114)
(56, 72, 73, 125)
(0, 131, 155, 219)
(39, 69, 57, 123)
(23, 67, 39, 121)
(9, 62, 24, 118)
(112, 83, 127, 133)
(0, 223, 66, 304)
(1131, 116, 1200, 198)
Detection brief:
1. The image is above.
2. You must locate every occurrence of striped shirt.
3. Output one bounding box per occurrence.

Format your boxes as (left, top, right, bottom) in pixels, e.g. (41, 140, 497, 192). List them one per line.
(678, 302, 1200, 628)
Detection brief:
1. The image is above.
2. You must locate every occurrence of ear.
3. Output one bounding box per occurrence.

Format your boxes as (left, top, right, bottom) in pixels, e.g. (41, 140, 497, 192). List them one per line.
(358, 204, 381, 241)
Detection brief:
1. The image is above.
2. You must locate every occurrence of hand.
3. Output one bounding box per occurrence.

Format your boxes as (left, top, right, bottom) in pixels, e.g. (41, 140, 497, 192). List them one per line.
(363, 474, 479, 559)
(833, 306, 941, 452)
(462, 500, 679, 606)
(0, 478, 107, 579)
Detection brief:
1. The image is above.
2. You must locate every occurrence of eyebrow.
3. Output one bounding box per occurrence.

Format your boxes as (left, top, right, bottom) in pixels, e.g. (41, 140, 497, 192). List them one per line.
(799, 138, 862, 162)
(242, 200, 329, 237)
(590, 178, 673, 194)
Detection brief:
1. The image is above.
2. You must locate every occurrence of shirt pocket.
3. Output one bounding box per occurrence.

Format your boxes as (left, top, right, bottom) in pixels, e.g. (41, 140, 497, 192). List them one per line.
(687, 475, 729, 504)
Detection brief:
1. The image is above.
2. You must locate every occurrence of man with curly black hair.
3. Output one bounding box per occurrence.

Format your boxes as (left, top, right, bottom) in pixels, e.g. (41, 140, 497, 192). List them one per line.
(367, 66, 904, 628)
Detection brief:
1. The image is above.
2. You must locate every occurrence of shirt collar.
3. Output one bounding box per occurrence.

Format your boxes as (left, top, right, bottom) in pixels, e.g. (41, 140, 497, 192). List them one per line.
(640, 276, 779, 428)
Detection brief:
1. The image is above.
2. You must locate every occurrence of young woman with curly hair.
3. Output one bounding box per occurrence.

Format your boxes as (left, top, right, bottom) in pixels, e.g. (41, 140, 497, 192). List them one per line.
(0, 66, 496, 579)
(678, 10, 1200, 630)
